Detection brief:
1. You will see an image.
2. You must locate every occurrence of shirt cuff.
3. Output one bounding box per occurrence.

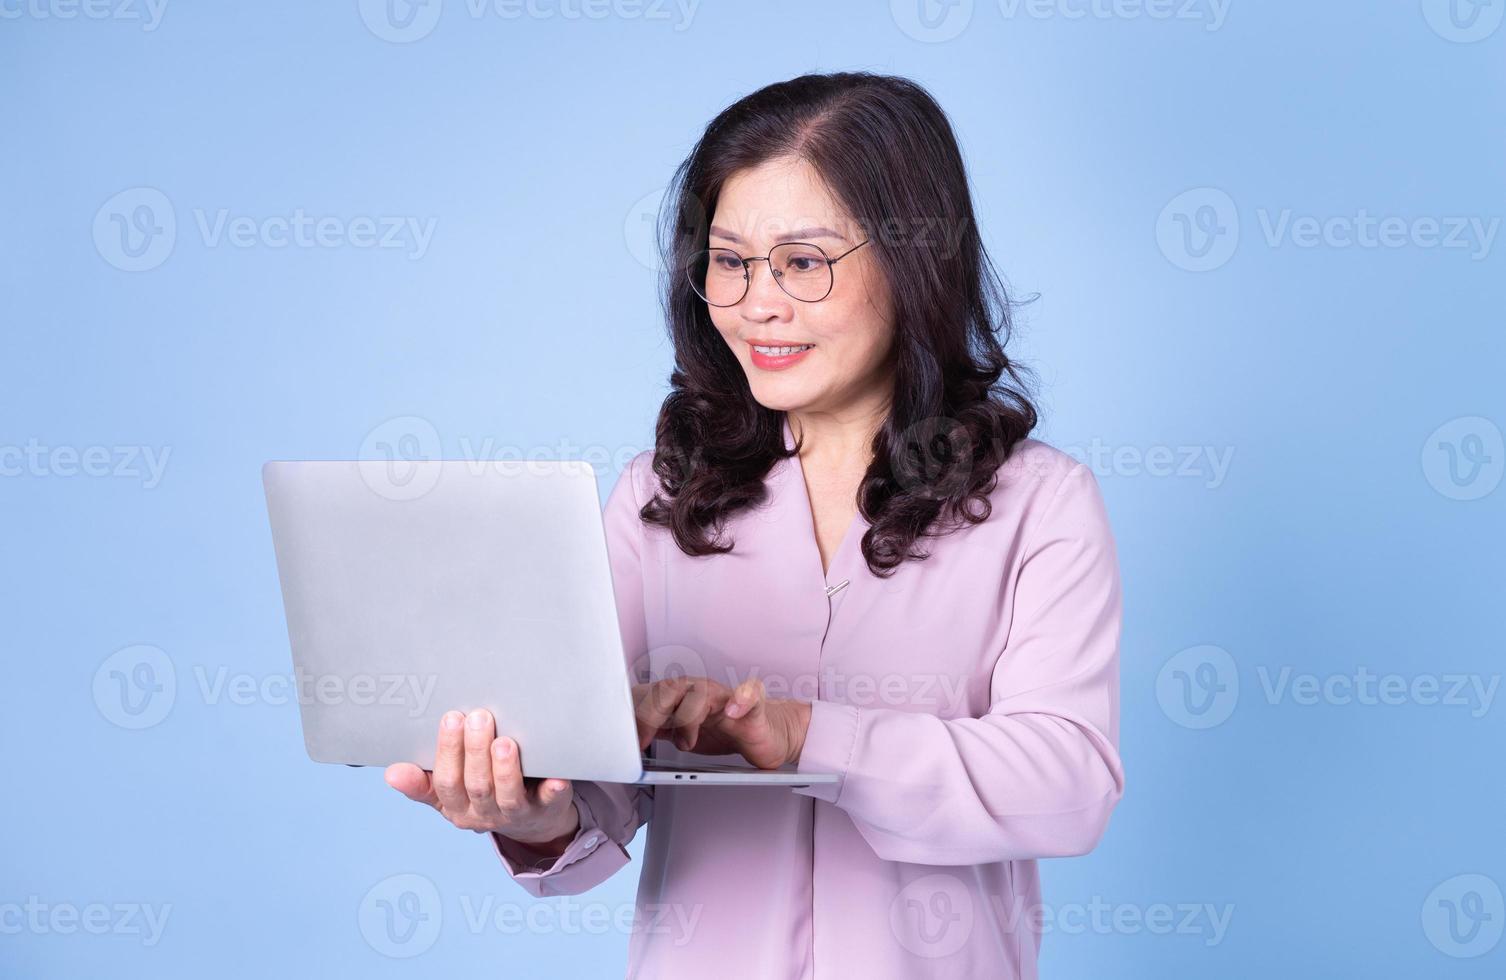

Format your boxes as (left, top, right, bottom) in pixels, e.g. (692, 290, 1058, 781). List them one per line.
(792, 699, 860, 805)
(490, 784, 631, 897)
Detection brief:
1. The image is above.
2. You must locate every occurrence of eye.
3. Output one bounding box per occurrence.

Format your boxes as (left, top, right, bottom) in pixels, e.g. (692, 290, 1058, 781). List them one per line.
(710, 253, 743, 272)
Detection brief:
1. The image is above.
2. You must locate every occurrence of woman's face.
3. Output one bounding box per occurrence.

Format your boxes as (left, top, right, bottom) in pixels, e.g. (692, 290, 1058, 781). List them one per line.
(705, 156, 895, 417)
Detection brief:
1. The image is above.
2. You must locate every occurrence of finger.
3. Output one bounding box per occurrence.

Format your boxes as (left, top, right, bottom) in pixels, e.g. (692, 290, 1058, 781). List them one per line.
(723, 676, 766, 721)
(463, 709, 499, 810)
(431, 710, 469, 811)
(671, 679, 730, 751)
(533, 777, 573, 813)
(633, 677, 693, 749)
(384, 763, 440, 809)
(491, 736, 527, 812)
(633, 675, 691, 720)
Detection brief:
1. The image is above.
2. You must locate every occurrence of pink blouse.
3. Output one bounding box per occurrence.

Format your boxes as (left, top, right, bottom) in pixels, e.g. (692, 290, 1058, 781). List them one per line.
(492, 415, 1125, 978)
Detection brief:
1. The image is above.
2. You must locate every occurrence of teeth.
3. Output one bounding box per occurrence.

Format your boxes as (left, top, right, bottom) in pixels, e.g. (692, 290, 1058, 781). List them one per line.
(753, 344, 814, 355)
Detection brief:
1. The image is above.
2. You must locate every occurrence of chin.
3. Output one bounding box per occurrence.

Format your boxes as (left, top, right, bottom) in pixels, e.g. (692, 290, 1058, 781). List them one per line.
(745, 383, 816, 414)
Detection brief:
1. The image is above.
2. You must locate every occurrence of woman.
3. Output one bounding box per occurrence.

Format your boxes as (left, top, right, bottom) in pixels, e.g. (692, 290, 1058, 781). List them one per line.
(384, 70, 1124, 978)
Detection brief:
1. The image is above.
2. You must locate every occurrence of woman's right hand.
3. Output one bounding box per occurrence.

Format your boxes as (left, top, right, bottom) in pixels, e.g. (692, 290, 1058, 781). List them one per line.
(384, 708, 580, 856)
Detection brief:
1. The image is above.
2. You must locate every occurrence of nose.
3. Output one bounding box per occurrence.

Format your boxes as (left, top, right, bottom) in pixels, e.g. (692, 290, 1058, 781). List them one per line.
(741, 258, 792, 319)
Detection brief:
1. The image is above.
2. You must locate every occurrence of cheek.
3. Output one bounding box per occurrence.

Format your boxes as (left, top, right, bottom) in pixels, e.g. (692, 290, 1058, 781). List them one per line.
(823, 264, 895, 355)
(818, 298, 894, 365)
(709, 310, 740, 347)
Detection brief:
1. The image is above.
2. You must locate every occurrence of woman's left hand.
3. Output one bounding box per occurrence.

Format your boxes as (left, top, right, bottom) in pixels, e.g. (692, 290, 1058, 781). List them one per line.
(631, 675, 811, 770)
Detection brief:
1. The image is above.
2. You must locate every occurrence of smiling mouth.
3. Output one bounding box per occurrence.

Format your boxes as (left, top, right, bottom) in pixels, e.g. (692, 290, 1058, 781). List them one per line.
(748, 342, 815, 355)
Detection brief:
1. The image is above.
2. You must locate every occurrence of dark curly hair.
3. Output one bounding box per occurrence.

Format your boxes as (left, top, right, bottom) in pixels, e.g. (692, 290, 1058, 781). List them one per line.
(641, 70, 1040, 578)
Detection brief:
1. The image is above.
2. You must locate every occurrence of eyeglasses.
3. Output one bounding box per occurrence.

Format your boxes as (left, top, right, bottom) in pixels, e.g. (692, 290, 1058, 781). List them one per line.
(686, 239, 869, 307)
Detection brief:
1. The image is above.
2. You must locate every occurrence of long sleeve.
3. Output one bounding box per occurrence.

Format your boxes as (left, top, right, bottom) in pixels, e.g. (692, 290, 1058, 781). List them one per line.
(793, 461, 1125, 864)
(489, 450, 656, 896)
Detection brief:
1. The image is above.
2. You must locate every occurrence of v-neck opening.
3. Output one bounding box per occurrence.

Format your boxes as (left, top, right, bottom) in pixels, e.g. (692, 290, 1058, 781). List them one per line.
(782, 415, 863, 587)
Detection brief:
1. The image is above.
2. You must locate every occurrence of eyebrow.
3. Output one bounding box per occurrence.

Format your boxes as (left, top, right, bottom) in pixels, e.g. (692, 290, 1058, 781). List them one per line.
(709, 225, 848, 246)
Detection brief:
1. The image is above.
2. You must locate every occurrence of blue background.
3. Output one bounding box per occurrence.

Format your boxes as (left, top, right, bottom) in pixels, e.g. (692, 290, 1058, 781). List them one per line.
(3, 1, 1503, 976)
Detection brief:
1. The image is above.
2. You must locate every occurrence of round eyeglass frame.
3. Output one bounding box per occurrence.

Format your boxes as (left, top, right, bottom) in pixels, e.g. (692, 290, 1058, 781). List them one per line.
(685, 239, 870, 307)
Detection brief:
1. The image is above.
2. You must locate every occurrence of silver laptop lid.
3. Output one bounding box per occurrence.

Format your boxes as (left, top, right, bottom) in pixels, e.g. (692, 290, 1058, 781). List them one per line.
(262, 459, 644, 782)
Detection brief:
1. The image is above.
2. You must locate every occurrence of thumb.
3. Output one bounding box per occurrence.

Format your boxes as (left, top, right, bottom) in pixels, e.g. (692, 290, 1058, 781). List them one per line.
(722, 677, 766, 722)
(385, 763, 440, 809)
(535, 778, 574, 810)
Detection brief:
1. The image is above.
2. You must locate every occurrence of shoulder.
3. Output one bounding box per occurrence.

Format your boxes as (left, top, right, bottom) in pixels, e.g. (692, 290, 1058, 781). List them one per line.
(992, 438, 1117, 571)
(992, 437, 1091, 500)
(609, 447, 668, 515)
(622, 448, 658, 502)
(984, 437, 1113, 545)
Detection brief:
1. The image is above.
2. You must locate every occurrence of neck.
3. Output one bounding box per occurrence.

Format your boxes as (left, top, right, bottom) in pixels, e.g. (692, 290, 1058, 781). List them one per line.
(787, 400, 890, 469)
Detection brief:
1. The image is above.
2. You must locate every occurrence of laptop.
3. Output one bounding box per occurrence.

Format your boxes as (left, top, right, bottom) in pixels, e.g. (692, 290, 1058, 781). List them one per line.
(261, 458, 835, 788)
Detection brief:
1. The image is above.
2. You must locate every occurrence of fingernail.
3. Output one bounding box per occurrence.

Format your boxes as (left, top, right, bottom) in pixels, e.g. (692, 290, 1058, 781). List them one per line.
(726, 701, 745, 719)
(443, 711, 464, 730)
(494, 738, 512, 758)
(466, 709, 488, 730)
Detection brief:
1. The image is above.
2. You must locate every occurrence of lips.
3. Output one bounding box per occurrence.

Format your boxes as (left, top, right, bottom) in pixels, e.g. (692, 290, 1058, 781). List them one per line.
(746, 339, 815, 348)
(747, 341, 815, 371)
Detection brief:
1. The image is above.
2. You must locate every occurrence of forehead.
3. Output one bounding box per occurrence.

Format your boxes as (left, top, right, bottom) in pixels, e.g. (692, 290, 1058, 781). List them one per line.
(711, 157, 850, 243)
